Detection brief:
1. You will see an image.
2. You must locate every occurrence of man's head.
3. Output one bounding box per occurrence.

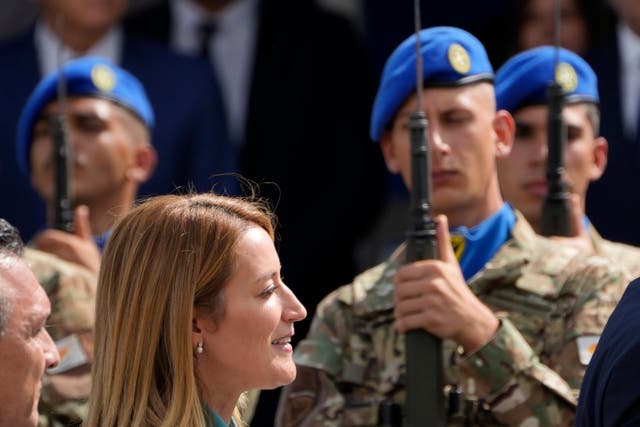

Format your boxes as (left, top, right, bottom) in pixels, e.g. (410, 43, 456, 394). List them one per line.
(610, 0, 640, 36)
(0, 252, 59, 427)
(516, 0, 591, 55)
(371, 26, 515, 227)
(0, 218, 24, 257)
(17, 56, 157, 211)
(495, 46, 606, 231)
(39, 0, 127, 38)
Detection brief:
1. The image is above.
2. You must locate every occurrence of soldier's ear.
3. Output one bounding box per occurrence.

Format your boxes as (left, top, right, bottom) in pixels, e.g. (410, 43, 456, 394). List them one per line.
(493, 110, 515, 158)
(127, 145, 157, 183)
(380, 130, 401, 174)
(589, 136, 608, 181)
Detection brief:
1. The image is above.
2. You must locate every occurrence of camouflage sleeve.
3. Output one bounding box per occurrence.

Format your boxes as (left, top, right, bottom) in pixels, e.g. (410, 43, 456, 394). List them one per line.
(276, 289, 350, 427)
(461, 316, 576, 426)
(462, 255, 625, 427)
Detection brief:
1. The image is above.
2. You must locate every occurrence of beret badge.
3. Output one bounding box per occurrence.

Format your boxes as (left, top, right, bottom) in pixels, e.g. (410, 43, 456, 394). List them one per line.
(555, 62, 578, 93)
(448, 43, 471, 74)
(91, 64, 116, 92)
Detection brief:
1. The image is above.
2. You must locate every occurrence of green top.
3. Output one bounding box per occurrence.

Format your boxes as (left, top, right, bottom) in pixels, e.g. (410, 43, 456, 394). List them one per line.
(205, 406, 237, 427)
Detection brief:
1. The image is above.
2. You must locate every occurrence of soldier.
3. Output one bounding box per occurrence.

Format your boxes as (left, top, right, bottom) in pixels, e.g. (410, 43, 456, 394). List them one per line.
(495, 46, 640, 279)
(15, 56, 156, 426)
(275, 27, 626, 426)
(17, 55, 157, 272)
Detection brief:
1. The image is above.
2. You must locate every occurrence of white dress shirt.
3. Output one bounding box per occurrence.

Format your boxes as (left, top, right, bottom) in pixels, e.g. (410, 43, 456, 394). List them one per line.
(171, 0, 259, 145)
(618, 21, 640, 139)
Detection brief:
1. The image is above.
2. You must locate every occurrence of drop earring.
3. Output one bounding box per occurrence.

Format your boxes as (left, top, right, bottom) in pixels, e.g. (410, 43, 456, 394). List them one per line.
(196, 340, 204, 354)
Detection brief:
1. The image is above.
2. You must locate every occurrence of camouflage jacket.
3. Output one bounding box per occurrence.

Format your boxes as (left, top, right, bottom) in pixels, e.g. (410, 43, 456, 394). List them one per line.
(590, 227, 640, 280)
(276, 213, 625, 427)
(25, 248, 98, 427)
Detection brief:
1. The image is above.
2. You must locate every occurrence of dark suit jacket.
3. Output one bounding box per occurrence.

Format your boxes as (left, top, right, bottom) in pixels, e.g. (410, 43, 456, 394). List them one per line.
(575, 277, 640, 427)
(586, 33, 640, 246)
(0, 28, 234, 240)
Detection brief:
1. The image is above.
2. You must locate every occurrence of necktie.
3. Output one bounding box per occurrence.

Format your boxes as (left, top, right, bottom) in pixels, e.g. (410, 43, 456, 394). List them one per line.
(198, 20, 217, 60)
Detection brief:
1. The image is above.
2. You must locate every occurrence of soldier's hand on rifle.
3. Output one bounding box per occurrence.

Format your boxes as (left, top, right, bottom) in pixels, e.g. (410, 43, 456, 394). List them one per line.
(393, 214, 499, 354)
(549, 193, 595, 254)
(34, 205, 101, 274)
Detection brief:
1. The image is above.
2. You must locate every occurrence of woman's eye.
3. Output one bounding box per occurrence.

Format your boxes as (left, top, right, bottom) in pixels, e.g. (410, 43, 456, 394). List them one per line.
(260, 285, 278, 297)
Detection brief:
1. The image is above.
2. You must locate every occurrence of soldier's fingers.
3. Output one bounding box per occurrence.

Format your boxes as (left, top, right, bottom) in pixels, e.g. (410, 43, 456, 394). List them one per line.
(394, 309, 443, 335)
(74, 205, 93, 240)
(393, 276, 427, 302)
(436, 215, 456, 263)
(395, 294, 431, 318)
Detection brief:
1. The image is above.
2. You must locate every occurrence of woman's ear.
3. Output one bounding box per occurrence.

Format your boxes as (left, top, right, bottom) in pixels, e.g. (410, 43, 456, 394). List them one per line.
(192, 307, 204, 349)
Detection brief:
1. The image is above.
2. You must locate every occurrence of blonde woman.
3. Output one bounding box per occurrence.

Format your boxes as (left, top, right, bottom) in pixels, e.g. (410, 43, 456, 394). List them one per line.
(84, 193, 306, 427)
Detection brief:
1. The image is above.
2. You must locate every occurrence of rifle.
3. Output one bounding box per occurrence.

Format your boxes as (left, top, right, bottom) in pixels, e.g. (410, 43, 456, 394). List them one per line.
(50, 14, 74, 232)
(403, 0, 443, 425)
(540, 0, 571, 237)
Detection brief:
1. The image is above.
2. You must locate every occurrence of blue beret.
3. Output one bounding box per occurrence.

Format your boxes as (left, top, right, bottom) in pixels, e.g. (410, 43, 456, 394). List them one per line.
(16, 56, 154, 175)
(370, 26, 494, 141)
(495, 46, 599, 113)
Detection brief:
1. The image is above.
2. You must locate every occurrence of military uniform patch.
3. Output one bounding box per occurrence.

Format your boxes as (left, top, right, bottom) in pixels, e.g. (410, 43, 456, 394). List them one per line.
(576, 335, 599, 366)
(47, 334, 89, 374)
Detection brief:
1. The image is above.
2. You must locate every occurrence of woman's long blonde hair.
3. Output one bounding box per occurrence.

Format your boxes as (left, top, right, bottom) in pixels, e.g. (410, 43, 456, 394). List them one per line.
(84, 193, 274, 427)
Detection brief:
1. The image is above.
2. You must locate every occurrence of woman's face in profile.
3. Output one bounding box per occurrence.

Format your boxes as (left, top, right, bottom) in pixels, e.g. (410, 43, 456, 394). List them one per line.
(194, 226, 307, 393)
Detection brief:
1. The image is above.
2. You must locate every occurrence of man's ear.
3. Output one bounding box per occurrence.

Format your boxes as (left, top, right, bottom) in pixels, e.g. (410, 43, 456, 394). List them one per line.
(589, 136, 608, 181)
(493, 109, 515, 158)
(127, 145, 157, 183)
(380, 130, 401, 174)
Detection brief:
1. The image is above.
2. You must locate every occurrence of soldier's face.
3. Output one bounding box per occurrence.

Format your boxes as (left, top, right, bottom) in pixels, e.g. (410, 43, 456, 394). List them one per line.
(192, 227, 307, 398)
(381, 83, 513, 224)
(0, 258, 59, 427)
(40, 0, 127, 33)
(29, 97, 151, 207)
(496, 103, 607, 231)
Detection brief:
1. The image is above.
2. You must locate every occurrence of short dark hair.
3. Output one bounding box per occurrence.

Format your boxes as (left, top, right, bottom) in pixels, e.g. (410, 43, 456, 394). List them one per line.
(0, 218, 24, 335)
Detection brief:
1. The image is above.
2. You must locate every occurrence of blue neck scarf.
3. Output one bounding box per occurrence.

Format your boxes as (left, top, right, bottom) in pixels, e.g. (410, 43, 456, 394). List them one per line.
(93, 229, 113, 253)
(449, 203, 516, 281)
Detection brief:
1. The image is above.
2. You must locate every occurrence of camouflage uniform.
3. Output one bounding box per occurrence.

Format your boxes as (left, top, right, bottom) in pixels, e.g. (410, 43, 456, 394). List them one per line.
(276, 213, 626, 426)
(590, 227, 640, 280)
(24, 247, 98, 427)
